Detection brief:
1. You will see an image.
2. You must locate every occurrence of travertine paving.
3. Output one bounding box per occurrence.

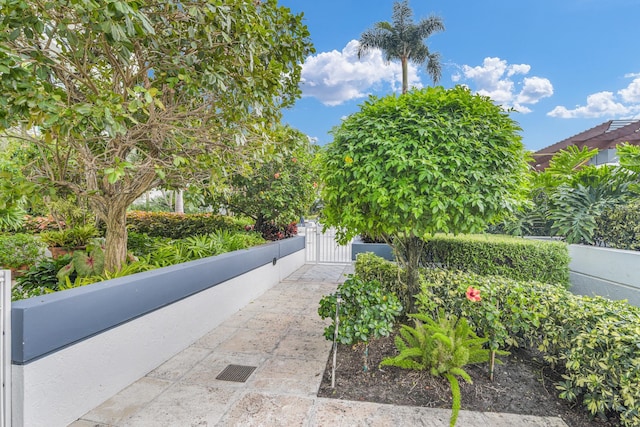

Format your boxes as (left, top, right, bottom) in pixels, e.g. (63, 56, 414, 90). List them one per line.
(71, 264, 567, 427)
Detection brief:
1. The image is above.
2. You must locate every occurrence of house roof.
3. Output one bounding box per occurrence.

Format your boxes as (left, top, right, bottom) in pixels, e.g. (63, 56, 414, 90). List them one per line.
(531, 119, 640, 170)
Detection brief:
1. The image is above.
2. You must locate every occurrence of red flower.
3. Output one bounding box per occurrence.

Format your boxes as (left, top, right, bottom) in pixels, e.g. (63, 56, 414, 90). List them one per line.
(274, 172, 281, 179)
(466, 286, 481, 302)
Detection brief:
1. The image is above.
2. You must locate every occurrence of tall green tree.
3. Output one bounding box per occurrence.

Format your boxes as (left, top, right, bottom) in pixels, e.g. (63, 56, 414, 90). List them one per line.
(357, 0, 445, 93)
(0, 0, 313, 270)
(320, 86, 529, 312)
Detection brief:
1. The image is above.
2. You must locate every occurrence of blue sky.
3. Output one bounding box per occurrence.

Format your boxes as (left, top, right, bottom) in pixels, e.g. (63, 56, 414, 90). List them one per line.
(278, 0, 640, 152)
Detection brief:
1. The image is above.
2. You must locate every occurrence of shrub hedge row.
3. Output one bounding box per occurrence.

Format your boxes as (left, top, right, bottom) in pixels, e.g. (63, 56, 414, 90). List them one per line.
(594, 204, 640, 250)
(355, 253, 640, 426)
(422, 234, 570, 286)
(125, 211, 249, 239)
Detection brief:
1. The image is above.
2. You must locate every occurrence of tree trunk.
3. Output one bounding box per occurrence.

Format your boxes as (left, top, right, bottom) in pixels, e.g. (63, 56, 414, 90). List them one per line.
(175, 189, 184, 213)
(401, 57, 408, 94)
(392, 233, 425, 314)
(255, 213, 265, 233)
(103, 201, 129, 272)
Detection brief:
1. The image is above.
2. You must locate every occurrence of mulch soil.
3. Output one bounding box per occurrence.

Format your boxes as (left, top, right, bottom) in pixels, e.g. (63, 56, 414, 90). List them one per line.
(318, 331, 620, 427)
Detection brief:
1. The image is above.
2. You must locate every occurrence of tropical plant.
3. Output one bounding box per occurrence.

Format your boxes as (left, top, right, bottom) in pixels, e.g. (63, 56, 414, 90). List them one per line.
(358, 0, 445, 92)
(12, 255, 73, 300)
(549, 168, 636, 244)
(148, 231, 266, 267)
(56, 239, 106, 285)
(318, 275, 402, 371)
(321, 86, 529, 312)
(39, 225, 100, 249)
(0, 0, 313, 271)
(0, 138, 40, 231)
(499, 144, 640, 243)
(70, 257, 155, 287)
(380, 310, 494, 426)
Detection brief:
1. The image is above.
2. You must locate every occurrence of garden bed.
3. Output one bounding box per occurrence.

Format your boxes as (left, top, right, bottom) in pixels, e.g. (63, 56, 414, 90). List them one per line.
(319, 331, 618, 427)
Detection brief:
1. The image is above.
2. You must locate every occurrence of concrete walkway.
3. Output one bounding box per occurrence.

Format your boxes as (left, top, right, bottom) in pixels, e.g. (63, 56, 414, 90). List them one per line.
(70, 264, 567, 427)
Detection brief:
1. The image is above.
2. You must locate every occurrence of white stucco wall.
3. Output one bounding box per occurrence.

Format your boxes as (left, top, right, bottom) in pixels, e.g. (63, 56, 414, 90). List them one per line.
(568, 244, 640, 306)
(12, 251, 304, 427)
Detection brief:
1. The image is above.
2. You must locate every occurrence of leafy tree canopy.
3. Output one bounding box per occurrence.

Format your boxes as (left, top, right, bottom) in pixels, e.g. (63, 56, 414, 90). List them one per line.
(213, 125, 319, 232)
(0, 0, 313, 269)
(320, 85, 530, 244)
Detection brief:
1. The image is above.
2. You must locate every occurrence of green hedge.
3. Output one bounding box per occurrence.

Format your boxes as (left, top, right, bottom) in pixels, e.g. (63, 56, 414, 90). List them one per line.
(125, 211, 249, 239)
(355, 254, 640, 426)
(422, 234, 570, 286)
(594, 204, 640, 250)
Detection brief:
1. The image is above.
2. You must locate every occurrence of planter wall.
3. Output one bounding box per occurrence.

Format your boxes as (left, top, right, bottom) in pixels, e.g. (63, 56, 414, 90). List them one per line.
(568, 244, 640, 306)
(351, 239, 394, 261)
(11, 237, 305, 427)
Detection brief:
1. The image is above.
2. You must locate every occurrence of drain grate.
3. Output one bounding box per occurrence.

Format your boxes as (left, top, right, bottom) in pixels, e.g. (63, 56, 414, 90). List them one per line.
(216, 364, 257, 382)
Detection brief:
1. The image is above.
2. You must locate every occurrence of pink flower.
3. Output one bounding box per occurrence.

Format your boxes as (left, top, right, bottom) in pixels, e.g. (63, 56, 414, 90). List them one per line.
(274, 172, 281, 179)
(292, 157, 297, 163)
(466, 286, 481, 302)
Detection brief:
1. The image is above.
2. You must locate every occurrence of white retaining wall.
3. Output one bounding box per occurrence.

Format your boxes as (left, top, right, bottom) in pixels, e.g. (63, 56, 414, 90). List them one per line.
(12, 249, 304, 427)
(569, 244, 640, 306)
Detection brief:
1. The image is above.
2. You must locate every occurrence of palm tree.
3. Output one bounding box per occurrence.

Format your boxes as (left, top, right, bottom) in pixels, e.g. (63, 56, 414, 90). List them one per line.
(358, 0, 445, 94)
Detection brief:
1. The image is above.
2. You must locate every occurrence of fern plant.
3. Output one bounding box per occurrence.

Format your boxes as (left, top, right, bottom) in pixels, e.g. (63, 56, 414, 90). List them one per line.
(381, 310, 498, 427)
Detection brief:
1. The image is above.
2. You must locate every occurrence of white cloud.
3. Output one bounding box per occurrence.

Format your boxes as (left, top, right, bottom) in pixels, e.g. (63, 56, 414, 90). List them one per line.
(547, 74, 640, 119)
(547, 92, 631, 118)
(517, 77, 554, 104)
(299, 40, 421, 106)
(618, 77, 640, 103)
(507, 64, 531, 77)
(454, 57, 553, 113)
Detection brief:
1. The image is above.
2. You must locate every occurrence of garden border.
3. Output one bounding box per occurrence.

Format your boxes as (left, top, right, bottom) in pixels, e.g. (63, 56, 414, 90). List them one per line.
(11, 236, 305, 427)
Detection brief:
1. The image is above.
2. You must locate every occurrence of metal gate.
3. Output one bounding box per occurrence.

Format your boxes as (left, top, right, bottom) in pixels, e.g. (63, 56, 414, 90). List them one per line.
(300, 224, 354, 264)
(0, 270, 10, 427)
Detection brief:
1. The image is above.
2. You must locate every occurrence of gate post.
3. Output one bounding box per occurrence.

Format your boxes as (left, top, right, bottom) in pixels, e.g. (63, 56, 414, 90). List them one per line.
(0, 270, 11, 427)
(315, 225, 321, 264)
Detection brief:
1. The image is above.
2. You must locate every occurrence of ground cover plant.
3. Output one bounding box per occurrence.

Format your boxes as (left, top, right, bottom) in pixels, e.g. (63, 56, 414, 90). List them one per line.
(342, 253, 639, 426)
(10, 226, 267, 301)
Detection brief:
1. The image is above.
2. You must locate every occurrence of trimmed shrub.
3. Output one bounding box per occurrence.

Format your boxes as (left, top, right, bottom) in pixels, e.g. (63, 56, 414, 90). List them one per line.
(0, 233, 47, 269)
(125, 211, 248, 239)
(594, 204, 640, 250)
(355, 252, 408, 313)
(422, 234, 570, 286)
